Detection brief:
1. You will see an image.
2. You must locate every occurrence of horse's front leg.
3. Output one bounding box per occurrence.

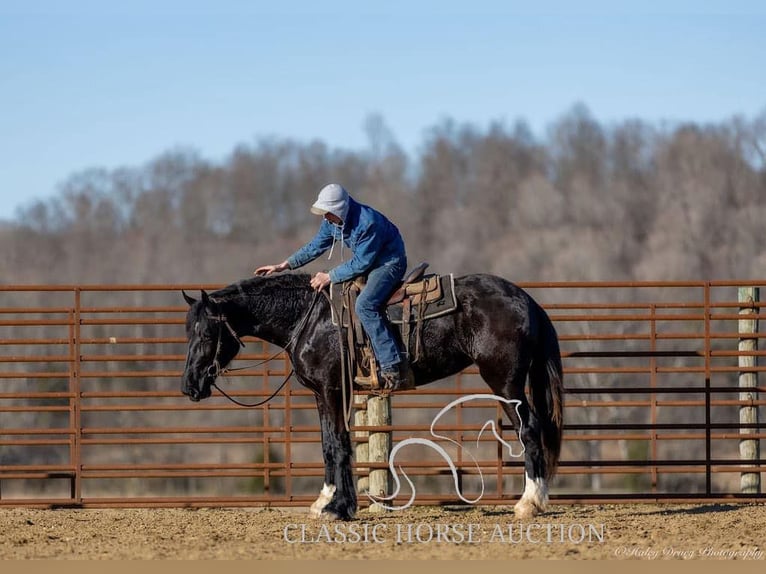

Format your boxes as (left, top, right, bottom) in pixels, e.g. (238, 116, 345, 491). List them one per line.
(310, 389, 357, 520)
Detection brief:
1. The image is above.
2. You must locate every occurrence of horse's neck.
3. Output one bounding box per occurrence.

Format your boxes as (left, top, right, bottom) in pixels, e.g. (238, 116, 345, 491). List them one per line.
(221, 284, 312, 349)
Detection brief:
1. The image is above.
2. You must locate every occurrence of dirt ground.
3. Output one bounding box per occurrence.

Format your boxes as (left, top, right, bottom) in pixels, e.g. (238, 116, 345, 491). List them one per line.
(0, 503, 764, 560)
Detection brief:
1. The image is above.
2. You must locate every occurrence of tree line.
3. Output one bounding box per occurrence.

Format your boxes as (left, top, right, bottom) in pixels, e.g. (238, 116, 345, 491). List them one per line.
(3, 103, 765, 286)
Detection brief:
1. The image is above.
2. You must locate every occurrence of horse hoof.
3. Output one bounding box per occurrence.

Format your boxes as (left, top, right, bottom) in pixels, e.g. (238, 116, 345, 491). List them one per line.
(309, 483, 337, 517)
(514, 499, 542, 520)
(309, 505, 344, 520)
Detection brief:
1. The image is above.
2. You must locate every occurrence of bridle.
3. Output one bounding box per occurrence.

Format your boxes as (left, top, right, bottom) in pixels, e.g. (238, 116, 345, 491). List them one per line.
(196, 290, 323, 408)
(205, 313, 245, 382)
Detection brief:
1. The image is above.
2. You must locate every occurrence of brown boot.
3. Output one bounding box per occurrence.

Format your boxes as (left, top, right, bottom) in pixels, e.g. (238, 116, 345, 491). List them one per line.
(379, 362, 415, 392)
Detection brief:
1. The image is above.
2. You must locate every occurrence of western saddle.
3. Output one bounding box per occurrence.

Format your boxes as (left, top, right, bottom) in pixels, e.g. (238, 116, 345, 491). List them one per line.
(330, 262, 456, 392)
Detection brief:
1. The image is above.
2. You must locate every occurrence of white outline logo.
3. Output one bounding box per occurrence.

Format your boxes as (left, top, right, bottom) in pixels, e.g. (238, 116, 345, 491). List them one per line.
(367, 394, 526, 510)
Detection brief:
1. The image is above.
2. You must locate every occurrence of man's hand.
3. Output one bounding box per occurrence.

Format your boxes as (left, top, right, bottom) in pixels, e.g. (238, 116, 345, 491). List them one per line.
(254, 261, 289, 276)
(310, 272, 331, 291)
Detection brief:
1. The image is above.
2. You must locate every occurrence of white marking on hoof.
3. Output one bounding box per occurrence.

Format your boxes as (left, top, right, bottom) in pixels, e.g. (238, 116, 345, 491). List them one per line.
(309, 483, 336, 518)
(514, 471, 548, 518)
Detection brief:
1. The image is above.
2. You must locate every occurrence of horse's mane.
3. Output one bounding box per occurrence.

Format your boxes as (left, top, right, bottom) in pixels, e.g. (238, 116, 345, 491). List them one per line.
(212, 273, 313, 302)
(205, 274, 319, 328)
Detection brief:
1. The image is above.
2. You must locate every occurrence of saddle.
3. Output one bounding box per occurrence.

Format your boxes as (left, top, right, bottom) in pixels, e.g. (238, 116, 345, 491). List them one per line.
(329, 262, 458, 391)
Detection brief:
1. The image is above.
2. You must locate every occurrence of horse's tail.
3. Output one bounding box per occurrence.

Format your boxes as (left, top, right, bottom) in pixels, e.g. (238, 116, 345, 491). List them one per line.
(528, 307, 564, 479)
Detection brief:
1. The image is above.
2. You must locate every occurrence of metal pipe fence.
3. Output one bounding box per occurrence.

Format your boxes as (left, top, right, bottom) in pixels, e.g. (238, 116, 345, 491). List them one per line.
(0, 281, 763, 507)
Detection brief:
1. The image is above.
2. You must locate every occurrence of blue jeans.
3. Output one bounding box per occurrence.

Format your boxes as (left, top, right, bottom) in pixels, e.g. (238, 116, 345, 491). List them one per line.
(355, 259, 407, 370)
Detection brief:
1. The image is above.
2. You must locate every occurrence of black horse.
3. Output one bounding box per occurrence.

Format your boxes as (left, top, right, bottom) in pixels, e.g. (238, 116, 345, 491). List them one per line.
(181, 273, 564, 520)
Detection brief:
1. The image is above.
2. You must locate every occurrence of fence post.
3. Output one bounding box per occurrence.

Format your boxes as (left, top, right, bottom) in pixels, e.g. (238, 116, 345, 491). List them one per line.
(366, 394, 391, 513)
(72, 288, 83, 504)
(354, 394, 370, 495)
(738, 286, 761, 494)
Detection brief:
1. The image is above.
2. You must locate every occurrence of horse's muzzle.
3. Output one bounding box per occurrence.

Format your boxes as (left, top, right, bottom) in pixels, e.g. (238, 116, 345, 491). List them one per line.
(182, 365, 214, 402)
(183, 381, 212, 402)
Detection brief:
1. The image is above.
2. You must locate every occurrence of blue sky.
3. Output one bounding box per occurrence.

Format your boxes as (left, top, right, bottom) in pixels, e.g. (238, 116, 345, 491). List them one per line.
(1, 0, 765, 220)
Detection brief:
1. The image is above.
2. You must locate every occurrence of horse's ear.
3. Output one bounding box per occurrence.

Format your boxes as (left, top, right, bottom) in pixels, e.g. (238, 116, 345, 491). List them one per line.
(182, 290, 197, 306)
(200, 290, 219, 312)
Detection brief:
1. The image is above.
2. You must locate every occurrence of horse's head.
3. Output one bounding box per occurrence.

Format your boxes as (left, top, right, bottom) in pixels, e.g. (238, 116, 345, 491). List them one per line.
(181, 290, 244, 402)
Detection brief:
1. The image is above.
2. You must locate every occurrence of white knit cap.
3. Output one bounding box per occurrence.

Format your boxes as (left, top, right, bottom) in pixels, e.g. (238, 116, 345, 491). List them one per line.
(310, 183, 349, 222)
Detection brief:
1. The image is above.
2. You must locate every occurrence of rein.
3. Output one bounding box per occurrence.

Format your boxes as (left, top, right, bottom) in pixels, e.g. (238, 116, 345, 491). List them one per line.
(206, 289, 322, 408)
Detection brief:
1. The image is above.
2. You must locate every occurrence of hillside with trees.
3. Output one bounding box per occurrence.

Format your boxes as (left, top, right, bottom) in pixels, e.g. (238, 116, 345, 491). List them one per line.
(3, 104, 765, 286)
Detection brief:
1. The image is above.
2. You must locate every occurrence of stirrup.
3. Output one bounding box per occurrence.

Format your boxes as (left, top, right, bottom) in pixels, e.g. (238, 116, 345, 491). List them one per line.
(354, 354, 381, 390)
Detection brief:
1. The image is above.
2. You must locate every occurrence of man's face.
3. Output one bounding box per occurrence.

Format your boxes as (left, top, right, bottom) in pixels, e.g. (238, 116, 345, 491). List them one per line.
(323, 212, 343, 225)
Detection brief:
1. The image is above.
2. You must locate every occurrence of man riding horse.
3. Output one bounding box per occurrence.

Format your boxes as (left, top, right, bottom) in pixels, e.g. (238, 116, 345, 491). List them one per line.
(255, 183, 412, 392)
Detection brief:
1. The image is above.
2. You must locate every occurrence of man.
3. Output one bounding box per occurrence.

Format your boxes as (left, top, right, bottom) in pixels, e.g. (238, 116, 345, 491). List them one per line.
(255, 183, 411, 391)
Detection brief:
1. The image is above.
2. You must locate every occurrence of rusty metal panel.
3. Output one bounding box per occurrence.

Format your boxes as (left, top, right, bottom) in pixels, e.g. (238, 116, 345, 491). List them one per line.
(0, 282, 763, 507)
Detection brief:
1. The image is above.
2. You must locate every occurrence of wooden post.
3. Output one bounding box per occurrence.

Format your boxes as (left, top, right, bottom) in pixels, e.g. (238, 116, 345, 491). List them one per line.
(738, 287, 761, 494)
(366, 394, 391, 513)
(353, 394, 370, 494)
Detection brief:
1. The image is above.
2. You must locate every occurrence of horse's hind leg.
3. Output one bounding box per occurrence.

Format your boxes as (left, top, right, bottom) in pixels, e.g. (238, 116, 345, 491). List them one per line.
(311, 390, 357, 520)
(499, 398, 549, 519)
(482, 365, 549, 519)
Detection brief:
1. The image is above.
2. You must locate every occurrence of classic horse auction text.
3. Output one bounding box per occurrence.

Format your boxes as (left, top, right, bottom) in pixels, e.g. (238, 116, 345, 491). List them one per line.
(283, 522, 606, 545)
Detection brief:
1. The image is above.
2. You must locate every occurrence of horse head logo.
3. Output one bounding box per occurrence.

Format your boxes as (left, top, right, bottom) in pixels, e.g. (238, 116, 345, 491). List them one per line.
(367, 394, 526, 510)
